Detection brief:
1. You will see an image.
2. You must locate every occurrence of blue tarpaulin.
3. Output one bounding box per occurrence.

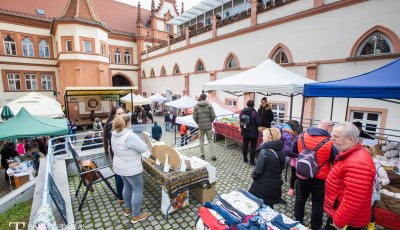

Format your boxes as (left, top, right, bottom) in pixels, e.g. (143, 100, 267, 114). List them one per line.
(304, 58, 400, 99)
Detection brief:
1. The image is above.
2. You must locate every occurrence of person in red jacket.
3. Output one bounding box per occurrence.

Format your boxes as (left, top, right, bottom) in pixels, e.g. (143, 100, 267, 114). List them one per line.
(324, 122, 376, 230)
(292, 120, 337, 230)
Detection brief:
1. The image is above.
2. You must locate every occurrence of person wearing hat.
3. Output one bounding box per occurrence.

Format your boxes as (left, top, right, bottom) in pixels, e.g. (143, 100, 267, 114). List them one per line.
(193, 93, 217, 161)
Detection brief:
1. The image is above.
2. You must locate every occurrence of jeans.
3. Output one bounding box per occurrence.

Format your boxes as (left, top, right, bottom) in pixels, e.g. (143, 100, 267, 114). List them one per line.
(290, 166, 297, 189)
(121, 173, 143, 217)
(242, 137, 257, 163)
(165, 121, 170, 131)
(72, 132, 77, 141)
(199, 130, 214, 156)
(181, 134, 187, 146)
(325, 216, 363, 230)
(371, 201, 377, 223)
(294, 177, 325, 230)
(115, 174, 124, 200)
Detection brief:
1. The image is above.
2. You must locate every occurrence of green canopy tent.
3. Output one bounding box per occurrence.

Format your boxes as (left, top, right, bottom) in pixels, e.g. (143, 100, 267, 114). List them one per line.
(0, 107, 68, 141)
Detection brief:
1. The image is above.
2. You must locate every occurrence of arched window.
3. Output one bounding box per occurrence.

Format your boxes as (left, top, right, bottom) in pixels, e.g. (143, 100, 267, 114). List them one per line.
(225, 55, 238, 69)
(124, 50, 131, 64)
(273, 49, 289, 64)
(173, 64, 180, 74)
(4, 35, 16, 55)
(39, 40, 50, 58)
(196, 60, 205, 72)
(114, 49, 121, 63)
(357, 32, 392, 56)
(142, 70, 146, 78)
(22, 37, 34, 57)
(161, 67, 167, 76)
(150, 69, 155, 77)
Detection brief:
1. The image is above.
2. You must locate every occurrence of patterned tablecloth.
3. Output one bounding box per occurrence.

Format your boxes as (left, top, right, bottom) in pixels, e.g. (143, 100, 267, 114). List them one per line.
(142, 156, 210, 199)
(213, 122, 263, 148)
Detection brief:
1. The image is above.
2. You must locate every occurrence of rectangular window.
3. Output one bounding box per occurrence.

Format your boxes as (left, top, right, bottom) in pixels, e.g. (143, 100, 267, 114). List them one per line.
(4, 41, 17, 55)
(7, 73, 21, 91)
(124, 52, 131, 64)
(101, 44, 105, 56)
(25, 74, 38, 90)
(226, 100, 237, 108)
(39, 45, 50, 58)
(84, 41, 91, 53)
(350, 110, 381, 133)
(115, 52, 121, 64)
(22, 43, 34, 57)
(272, 104, 286, 124)
(233, 0, 245, 14)
(223, 2, 233, 19)
(167, 25, 171, 32)
(66, 40, 72, 52)
(41, 74, 53, 90)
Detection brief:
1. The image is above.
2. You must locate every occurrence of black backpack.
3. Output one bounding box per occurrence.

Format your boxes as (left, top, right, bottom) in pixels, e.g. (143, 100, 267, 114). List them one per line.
(240, 110, 255, 131)
(95, 122, 101, 130)
(296, 133, 330, 179)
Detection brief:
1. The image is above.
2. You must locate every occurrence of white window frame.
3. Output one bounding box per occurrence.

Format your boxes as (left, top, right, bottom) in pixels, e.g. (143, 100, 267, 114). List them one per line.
(271, 103, 286, 125)
(66, 40, 72, 52)
(39, 40, 50, 58)
(114, 49, 121, 64)
(41, 74, 53, 90)
(124, 50, 131, 64)
(167, 25, 171, 32)
(226, 55, 238, 69)
(83, 41, 91, 53)
(25, 74, 38, 90)
(22, 37, 34, 57)
(356, 32, 393, 56)
(7, 73, 21, 91)
(226, 99, 237, 108)
(350, 110, 381, 133)
(108, 49, 111, 62)
(4, 35, 17, 55)
(273, 49, 289, 64)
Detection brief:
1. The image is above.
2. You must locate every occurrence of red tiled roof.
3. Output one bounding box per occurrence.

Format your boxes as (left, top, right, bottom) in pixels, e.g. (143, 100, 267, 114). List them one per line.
(0, 0, 150, 35)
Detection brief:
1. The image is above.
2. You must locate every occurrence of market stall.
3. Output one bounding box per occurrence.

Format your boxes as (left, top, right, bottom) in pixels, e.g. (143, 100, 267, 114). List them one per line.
(203, 59, 316, 120)
(120, 93, 152, 107)
(302, 58, 400, 229)
(213, 121, 263, 148)
(165, 95, 197, 109)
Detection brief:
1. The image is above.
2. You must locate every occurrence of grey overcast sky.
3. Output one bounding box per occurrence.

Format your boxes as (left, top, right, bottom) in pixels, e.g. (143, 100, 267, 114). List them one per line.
(114, 0, 204, 12)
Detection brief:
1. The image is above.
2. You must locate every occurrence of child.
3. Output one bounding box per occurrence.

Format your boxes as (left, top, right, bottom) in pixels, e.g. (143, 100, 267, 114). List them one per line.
(362, 145, 390, 230)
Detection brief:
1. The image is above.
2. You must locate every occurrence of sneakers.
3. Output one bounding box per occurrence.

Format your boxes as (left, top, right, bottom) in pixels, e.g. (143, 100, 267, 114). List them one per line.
(200, 155, 205, 160)
(249, 162, 256, 166)
(117, 199, 124, 204)
(288, 188, 294, 196)
(131, 212, 148, 224)
(243, 158, 248, 163)
(124, 209, 132, 217)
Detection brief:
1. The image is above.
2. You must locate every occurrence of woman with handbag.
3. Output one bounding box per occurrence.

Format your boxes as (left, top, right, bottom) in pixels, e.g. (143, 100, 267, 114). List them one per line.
(248, 128, 286, 208)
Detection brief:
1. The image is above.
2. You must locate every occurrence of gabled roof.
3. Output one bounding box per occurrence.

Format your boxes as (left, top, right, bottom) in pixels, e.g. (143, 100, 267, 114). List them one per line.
(58, 0, 103, 24)
(0, 0, 151, 35)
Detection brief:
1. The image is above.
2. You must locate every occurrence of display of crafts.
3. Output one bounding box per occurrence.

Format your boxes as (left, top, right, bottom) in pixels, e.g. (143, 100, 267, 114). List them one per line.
(220, 118, 240, 127)
(149, 144, 181, 169)
(196, 190, 306, 230)
(375, 142, 400, 169)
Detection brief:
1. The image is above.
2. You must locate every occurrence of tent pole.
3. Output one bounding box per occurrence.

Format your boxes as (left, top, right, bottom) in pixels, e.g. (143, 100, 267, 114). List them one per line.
(330, 97, 334, 120)
(65, 93, 70, 121)
(289, 93, 294, 121)
(300, 95, 306, 128)
(131, 89, 134, 113)
(345, 98, 350, 121)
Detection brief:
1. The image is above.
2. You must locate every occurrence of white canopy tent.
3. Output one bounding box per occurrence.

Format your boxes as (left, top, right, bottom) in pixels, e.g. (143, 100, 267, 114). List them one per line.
(0, 92, 63, 118)
(165, 95, 197, 109)
(147, 93, 167, 102)
(120, 93, 152, 106)
(203, 59, 317, 119)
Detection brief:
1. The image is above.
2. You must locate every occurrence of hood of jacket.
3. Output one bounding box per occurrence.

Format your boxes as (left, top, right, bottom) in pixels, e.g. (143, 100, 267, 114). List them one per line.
(307, 127, 330, 137)
(255, 140, 283, 153)
(259, 103, 272, 110)
(112, 128, 130, 138)
(197, 100, 210, 107)
(241, 107, 255, 115)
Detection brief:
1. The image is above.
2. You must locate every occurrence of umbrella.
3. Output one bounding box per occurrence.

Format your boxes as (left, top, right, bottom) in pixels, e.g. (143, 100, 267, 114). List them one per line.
(1, 105, 14, 121)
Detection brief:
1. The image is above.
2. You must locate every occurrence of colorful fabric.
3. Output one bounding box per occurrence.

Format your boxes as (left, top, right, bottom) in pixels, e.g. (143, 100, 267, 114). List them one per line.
(142, 156, 209, 199)
(220, 190, 261, 216)
(204, 201, 242, 226)
(32, 204, 58, 230)
(258, 206, 306, 230)
(238, 189, 264, 207)
(213, 122, 263, 148)
(198, 207, 228, 230)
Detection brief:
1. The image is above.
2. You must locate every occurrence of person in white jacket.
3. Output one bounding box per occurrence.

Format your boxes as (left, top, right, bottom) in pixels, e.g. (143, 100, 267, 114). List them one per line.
(111, 114, 148, 224)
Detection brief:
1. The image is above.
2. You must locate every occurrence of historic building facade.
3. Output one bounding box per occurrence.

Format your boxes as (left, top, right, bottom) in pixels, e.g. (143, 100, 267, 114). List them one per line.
(1, 0, 399, 138)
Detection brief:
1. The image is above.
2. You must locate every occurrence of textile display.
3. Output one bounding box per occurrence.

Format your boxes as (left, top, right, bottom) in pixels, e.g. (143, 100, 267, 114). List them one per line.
(257, 206, 306, 230)
(220, 190, 262, 216)
(213, 122, 263, 147)
(142, 156, 209, 199)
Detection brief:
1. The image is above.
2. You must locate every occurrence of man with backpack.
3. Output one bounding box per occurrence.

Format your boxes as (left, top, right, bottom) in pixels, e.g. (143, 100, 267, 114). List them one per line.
(240, 100, 262, 165)
(291, 120, 338, 230)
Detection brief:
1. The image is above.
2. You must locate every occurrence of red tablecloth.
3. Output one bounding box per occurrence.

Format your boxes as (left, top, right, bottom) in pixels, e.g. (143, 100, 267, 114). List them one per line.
(213, 122, 263, 147)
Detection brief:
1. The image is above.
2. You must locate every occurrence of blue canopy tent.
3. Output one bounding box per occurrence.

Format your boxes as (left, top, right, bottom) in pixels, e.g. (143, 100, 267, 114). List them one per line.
(300, 58, 400, 127)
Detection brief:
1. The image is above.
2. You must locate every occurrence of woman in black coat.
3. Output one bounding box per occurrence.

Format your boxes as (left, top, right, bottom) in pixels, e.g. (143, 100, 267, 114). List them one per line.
(248, 127, 286, 208)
